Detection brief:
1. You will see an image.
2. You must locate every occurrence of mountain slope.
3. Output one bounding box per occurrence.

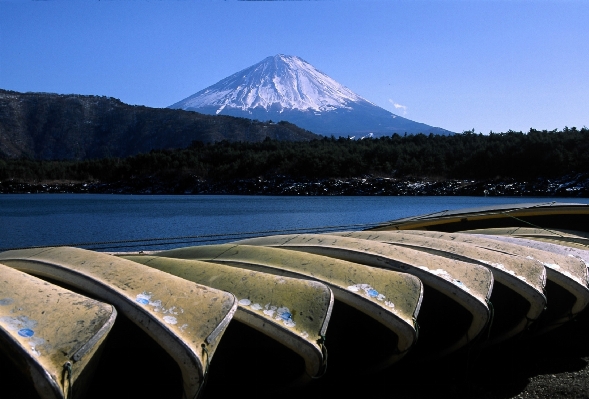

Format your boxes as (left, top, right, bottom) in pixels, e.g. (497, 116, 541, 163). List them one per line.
(170, 54, 453, 137)
(0, 89, 319, 160)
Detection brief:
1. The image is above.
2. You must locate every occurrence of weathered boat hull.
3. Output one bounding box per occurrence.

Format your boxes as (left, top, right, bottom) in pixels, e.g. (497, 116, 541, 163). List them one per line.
(0, 247, 238, 399)
(0, 263, 116, 399)
(385, 230, 589, 333)
(154, 244, 423, 371)
(462, 227, 589, 250)
(372, 202, 589, 233)
(233, 234, 493, 358)
(330, 230, 547, 344)
(468, 234, 589, 267)
(122, 254, 333, 386)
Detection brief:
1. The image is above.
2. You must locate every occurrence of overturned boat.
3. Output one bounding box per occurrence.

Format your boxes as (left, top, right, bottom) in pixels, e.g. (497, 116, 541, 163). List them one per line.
(0, 263, 116, 399)
(375, 230, 589, 332)
(121, 254, 333, 387)
(330, 230, 547, 343)
(461, 227, 589, 251)
(373, 202, 589, 233)
(464, 234, 589, 266)
(0, 247, 238, 399)
(153, 244, 423, 371)
(233, 234, 494, 358)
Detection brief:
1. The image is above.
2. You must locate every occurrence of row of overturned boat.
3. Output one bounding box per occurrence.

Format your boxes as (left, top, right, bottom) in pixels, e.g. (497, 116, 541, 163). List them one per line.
(1, 201, 589, 399)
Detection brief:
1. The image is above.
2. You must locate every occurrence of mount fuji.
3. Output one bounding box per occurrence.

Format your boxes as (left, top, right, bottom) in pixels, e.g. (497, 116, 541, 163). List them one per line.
(169, 55, 453, 138)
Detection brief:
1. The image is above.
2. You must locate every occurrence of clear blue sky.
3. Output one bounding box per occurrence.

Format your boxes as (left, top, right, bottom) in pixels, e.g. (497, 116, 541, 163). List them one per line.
(1, 0, 587, 134)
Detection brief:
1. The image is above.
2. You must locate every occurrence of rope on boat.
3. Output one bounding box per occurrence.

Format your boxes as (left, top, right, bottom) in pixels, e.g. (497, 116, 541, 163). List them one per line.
(484, 300, 495, 342)
(413, 317, 420, 342)
(0, 221, 383, 252)
(62, 361, 72, 399)
(500, 211, 568, 238)
(312, 335, 328, 379)
(194, 344, 210, 399)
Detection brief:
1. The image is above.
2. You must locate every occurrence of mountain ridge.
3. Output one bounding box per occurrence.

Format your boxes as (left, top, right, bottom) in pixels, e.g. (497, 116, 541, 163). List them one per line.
(0, 89, 319, 160)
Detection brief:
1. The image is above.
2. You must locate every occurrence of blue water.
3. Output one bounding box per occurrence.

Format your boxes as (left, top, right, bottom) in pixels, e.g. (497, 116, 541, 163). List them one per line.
(1, 194, 586, 252)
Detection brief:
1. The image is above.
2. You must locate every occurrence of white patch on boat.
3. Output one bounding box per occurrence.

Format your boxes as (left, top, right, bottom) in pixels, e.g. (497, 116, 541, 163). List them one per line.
(526, 256, 535, 260)
(348, 284, 398, 308)
(263, 304, 277, 317)
(347, 283, 380, 298)
(179, 324, 188, 332)
(163, 316, 178, 325)
(452, 280, 470, 292)
(30, 346, 41, 356)
(29, 336, 45, 356)
(300, 331, 309, 338)
(150, 300, 162, 309)
(136, 292, 152, 305)
(136, 293, 182, 319)
(238, 299, 252, 306)
(164, 306, 179, 315)
(417, 266, 429, 272)
(0, 315, 38, 332)
(283, 319, 296, 328)
(251, 303, 263, 311)
(0, 316, 46, 354)
(431, 269, 453, 281)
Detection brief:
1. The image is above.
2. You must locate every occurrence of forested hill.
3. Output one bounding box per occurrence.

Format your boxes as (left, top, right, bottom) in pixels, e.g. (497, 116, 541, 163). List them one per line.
(0, 89, 319, 160)
(2, 129, 588, 196)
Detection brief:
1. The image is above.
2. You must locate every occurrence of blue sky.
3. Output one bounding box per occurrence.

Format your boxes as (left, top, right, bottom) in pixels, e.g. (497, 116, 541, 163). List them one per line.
(1, 0, 587, 134)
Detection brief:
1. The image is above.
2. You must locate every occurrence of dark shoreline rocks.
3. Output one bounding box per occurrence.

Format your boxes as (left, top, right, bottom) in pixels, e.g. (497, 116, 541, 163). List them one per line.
(2, 173, 589, 197)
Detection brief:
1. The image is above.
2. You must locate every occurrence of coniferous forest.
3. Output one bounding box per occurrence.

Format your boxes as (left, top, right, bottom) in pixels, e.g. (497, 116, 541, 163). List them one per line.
(1, 128, 588, 196)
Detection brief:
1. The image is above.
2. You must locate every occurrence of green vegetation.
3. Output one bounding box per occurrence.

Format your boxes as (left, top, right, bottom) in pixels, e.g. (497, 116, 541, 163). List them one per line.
(1, 128, 588, 183)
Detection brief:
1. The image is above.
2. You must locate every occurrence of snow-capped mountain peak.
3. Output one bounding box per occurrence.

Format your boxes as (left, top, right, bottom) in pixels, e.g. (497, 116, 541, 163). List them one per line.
(172, 54, 370, 114)
(170, 55, 454, 137)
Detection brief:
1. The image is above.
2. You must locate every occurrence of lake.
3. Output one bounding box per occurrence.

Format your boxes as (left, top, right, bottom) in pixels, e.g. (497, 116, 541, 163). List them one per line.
(1, 194, 587, 252)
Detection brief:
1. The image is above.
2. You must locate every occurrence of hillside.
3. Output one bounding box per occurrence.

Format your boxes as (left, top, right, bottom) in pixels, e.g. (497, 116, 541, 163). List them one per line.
(0, 89, 319, 160)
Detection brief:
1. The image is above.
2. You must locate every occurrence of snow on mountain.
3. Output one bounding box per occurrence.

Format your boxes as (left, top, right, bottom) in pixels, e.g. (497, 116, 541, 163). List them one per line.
(170, 54, 453, 137)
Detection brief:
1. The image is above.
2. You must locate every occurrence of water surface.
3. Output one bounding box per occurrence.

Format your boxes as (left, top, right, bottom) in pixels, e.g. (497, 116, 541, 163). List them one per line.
(1, 194, 585, 251)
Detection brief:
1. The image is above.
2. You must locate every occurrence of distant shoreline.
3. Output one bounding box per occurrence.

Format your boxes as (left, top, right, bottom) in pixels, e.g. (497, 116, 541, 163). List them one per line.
(2, 173, 588, 197)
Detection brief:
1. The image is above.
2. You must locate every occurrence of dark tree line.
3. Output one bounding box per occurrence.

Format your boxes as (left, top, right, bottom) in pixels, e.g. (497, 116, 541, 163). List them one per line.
(1, 128, 588, 183)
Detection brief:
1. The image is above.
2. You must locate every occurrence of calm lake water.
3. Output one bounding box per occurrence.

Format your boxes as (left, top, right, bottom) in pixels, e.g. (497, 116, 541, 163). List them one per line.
(1, 194, 587, 252)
